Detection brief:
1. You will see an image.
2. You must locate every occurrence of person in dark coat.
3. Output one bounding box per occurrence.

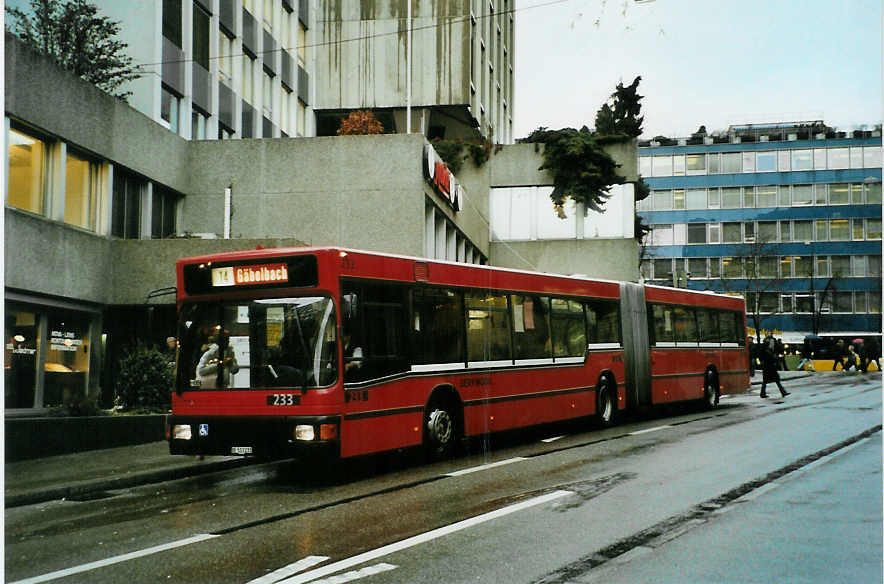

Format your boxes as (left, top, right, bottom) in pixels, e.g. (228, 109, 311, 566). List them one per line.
(760, 335, 789, 399)
(831, 339, 846, 371)
(863, 338, 881, 372)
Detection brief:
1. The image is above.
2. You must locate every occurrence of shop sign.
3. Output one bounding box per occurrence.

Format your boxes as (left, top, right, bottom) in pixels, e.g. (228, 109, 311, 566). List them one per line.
(424, 144, 464, 212)
(50, 330, 82, 352)
(212, 263, 289, 287)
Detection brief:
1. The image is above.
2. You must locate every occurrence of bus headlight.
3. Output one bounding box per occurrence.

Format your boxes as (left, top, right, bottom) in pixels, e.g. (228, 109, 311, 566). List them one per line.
(294, 425, 315, 441)
(173, 424, 193, 440)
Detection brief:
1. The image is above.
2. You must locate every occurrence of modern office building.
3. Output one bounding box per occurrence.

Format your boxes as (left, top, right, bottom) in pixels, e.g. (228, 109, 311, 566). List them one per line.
(85, 0, 514, 144)
(314, 0, 514, 143)
(638, 122, 882, 341)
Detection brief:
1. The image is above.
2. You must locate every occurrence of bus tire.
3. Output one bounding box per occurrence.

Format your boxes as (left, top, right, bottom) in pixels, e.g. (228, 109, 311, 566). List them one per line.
(703, 369, 719, 409)
(424, 396, 460, 460)
(596, 377, 616, 427)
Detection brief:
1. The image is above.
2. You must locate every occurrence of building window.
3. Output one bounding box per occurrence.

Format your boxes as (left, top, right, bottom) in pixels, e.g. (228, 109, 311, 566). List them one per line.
(829, 183, 849, 205)
(5, 307, 39, 408)
(850, 147, 864, 169)
(756, 151, 776, 172)
(161, 86, 180, 132)
(793, 220, 813, 242)
(707, 153, 720, 174)
(833, 292, 853, 313)
(829, 219, 850, 241)
(815, 256, 829, 277)
(652, 155, 672, 177)
(111, 168, 142, 239)
(687, 258, 707, 279)
(639, 156, 652, 177)
(707, 188, 720, 208)
(64, 149, 99, 231)
(791, 149, 812, 170)
(7, 127, 47, 215)
(828, 147, 849, 169)
(263, 71, 274, 117)
(685, 154, 705, 173)
(758, 221, 778, 243)
(652, 189, 672, 210)
(652, 224, 673, 246)
(672, 189, 685, 210)
(151, 185, 178, 238)
(219, 32, 233, 81)
(163, 0, 183, 47)
(686, 188, 706, 209)
(743, 187, 755, 208)
(192, 110, 208, 140)
(721, 187, 741, 208)
(722, 222, 741, 243)
(867, 219, 882, 240)
(756, 185, 777, 207)
(193, 3, 210, 70)
(831, 255, 851, 277)
(653, 259, 672, 280)
(813, 148, 827, 169)
(242, 56, 255, 103)
(792, 185, 813, 206)
(864, 146, 882, 168)
(815, 219, 828, 241)
(297, 98, 306, 136)
(758, 257, 778, 278)
(721, 152, 741, 173)
(721, 257, 741, 278)
(263, 0, 274, 30)
(742, 152, 755, 172)
(687, 223, 706, 244)
(868, 182, 883, 205)
(708, 223, 720, 243)
(672, 155, 685, 175)
(777, 150, 790, 171)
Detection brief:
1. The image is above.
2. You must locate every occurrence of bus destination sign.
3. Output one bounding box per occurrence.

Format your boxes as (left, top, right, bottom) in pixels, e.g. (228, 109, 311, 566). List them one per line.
(212, 263, 289, 287)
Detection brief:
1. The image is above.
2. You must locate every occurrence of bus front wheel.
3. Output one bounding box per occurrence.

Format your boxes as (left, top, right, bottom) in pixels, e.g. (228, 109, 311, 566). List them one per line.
(424, 398, 459, 460)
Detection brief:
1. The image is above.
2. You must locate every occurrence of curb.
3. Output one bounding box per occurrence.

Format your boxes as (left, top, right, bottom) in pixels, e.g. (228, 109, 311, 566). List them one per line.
(5, 457, 259, 508)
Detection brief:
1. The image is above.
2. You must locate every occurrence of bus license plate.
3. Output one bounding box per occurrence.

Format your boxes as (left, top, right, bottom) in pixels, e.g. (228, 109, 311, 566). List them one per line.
(231, 446, 253, 455)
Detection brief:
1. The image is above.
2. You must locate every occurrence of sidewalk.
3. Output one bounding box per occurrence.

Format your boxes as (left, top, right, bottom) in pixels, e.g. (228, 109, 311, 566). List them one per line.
(5, 371, 815, 509)
(4, 441, 256, 508)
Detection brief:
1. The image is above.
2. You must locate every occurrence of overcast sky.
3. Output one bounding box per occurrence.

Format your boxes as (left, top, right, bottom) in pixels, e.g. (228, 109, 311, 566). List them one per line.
(514, 0, 883, 140)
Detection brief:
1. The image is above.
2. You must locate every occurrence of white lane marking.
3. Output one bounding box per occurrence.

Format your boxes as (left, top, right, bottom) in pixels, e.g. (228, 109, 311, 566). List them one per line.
(247, 556, 330, 584)
(628, 425, 670, 436)
(276, 490, 572, 584)
(310, 563, 397, 584)
(541, 435, 566, 443)
(10, 534, 219, 584)
(445, 457, 527, 477)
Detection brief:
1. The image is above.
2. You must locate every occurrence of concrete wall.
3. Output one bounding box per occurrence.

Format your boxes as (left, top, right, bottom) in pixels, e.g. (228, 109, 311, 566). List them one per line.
(486, 140, 640, 280)
(185, 134, 490, 259)
(315, 0, 471, 110)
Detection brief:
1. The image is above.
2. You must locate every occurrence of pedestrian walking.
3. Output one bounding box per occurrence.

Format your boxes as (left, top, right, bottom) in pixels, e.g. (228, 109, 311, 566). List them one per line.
(863, 338, 881, 372)
(843, 344, 860, 372)
(775, 337, 788, 370)
(760, 335, 789, 399)
(831, 339, 846, 371)
(795, 339, 815, 372)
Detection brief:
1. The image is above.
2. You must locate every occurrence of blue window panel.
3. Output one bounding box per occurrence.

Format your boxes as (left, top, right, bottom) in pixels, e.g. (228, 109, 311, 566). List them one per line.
(643, 169, 877, 190)
(639, 136, 882, 157)
(638, 205, 880, 224)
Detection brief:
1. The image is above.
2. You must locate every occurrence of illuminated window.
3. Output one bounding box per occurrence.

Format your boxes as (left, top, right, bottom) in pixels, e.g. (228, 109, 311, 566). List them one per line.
(791, 149, 812, 170)
(64, 149, 99, 231)
(7, 128, 47, 215)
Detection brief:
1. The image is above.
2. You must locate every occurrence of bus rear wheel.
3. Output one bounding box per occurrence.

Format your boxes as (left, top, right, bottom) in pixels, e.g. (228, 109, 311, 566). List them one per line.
(704, 371, 719, 409)
(424, 399, 459, 460)
(596, 378, 615, 427)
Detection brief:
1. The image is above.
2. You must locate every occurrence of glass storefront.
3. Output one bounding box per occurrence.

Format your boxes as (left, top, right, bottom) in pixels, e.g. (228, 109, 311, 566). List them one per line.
(5, 303, 94, 410)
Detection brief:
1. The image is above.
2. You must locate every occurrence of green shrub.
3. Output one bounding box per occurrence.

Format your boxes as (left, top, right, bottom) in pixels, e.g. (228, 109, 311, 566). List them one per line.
(46, 394, 107, 417)
(114, 344, 173, 411)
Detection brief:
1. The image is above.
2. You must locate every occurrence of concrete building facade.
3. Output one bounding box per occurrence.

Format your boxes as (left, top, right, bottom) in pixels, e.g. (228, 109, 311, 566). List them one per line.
(638, 122, 882, 342)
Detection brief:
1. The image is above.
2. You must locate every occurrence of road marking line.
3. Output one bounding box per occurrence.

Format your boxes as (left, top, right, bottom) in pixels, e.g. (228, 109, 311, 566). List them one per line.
(310, 563, 397, 584)
(445, 457, 527, 477)
(541, 435, 566, 443)
(10, 534, 219, 584)
(247, 556, 330, 584)
(275, 490, 572, 584)
(628, 425, 670, 435)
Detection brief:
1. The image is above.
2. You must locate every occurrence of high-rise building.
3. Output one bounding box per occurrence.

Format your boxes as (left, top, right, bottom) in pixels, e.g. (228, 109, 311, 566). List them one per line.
(314, 0, 514, 143)
(638, 121, 882, 341)
(90, 0, 315, 140)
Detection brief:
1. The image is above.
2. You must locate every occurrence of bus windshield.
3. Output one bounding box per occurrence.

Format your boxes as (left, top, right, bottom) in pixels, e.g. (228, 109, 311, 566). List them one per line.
(177, 296, 338, 391)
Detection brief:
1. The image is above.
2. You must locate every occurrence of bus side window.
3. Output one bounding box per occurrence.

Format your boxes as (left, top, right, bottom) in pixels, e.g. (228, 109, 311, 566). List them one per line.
(551, 298, 586, 358)
(411, 287, 464, 365)
(343, 281, 408, 382)
(510, 294, 552, 360)
(587, 299, 620, 344)
(466, 291, 512, 363)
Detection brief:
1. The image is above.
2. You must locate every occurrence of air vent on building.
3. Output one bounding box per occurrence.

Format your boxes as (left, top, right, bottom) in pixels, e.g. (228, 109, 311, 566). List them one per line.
(414, 262, 429, 282)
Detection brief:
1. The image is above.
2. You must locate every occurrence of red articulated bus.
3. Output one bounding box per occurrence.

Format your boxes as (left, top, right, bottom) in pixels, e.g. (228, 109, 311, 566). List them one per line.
(168, 247, 749, 460)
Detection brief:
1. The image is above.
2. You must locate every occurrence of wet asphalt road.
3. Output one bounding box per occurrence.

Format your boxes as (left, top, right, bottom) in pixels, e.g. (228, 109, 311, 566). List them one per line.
(5, 373, 881, 583)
